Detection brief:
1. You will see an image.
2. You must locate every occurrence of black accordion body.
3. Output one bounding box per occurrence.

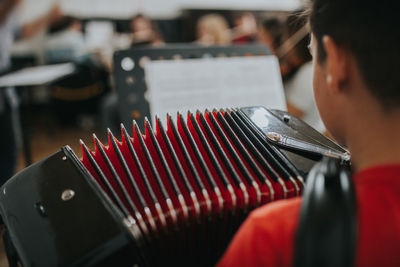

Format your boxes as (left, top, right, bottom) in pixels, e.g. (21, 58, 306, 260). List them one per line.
(0, 107, 348, 267)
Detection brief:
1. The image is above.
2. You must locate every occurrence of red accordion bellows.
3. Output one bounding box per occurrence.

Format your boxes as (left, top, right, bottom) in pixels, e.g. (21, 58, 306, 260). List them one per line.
(79, 108, 304, 266)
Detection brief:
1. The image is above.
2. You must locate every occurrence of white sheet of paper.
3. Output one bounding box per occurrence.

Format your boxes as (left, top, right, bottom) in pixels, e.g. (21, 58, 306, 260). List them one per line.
(144, 56, 286, 124)
(0, 63, 75, 88)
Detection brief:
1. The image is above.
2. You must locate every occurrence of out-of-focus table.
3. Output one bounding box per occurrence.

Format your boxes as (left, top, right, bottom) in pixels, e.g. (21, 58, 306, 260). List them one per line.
(0, 63, 76, 166)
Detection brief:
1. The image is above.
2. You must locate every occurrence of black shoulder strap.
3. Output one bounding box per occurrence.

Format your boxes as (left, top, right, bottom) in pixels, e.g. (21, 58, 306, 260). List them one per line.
(294, 157, 357, 267)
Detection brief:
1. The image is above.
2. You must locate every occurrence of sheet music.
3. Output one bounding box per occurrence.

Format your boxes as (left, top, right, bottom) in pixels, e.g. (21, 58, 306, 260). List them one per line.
(0, 63, 75, 88)
(144, 56, 287, 125)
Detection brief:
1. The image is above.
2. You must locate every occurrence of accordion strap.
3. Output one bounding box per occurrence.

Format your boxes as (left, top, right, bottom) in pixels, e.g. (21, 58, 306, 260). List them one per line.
(294, 157, 357, 267)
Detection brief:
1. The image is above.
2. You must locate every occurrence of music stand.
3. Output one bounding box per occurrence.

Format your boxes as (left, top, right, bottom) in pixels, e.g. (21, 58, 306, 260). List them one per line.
(113, 44, 271, 130)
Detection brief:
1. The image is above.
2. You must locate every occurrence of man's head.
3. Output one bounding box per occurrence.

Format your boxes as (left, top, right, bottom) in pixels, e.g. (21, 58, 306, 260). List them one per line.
(308, 0, 400, 143)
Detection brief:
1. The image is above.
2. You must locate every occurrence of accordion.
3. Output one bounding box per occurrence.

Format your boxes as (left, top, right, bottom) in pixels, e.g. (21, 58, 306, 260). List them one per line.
(0, 107, 348, 267)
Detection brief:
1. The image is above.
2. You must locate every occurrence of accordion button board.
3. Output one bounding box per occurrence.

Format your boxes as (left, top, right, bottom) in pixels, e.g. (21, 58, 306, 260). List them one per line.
(0, 106, 348, 267)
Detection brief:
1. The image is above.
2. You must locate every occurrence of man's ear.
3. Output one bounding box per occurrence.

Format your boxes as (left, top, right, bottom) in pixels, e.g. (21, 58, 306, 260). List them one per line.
(322, 35, 350, 93)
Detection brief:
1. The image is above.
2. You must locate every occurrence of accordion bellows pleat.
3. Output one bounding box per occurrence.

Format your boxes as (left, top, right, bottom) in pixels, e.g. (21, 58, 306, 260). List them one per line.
(79, 108, 304, 266)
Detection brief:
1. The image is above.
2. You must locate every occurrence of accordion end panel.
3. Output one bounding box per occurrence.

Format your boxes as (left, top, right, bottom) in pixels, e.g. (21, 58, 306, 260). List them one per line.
(0, 147, 140, 267)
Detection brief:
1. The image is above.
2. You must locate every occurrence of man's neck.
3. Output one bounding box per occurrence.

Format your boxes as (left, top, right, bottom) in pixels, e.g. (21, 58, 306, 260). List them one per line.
(347, 106, 400, 172)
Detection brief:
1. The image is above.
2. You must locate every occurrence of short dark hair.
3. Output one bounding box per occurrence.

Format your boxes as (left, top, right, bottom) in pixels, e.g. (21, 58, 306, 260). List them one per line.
(309, 0, 400, 109)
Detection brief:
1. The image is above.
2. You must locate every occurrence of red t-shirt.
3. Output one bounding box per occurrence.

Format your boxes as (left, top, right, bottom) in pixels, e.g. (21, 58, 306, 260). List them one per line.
(217, 164, 400, 266)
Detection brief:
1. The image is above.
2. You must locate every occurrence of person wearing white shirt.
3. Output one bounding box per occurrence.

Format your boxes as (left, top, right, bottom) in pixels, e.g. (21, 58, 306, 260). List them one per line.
(0, 0, 61, 185)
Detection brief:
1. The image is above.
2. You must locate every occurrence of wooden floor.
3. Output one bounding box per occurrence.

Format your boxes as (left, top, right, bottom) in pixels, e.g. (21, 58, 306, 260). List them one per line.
(0, 108, 104, 266)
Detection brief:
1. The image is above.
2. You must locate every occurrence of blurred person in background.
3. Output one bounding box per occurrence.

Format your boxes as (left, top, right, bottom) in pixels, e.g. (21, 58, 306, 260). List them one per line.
(45, 16, 86, 63)
(0, 0, 62, 185)
(279, 10, 325, 133)
(231, 12, 258, 44)
(130, 14, 164, 47)
(258, 16, 283, 55)
(195, 13, 231, 46)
